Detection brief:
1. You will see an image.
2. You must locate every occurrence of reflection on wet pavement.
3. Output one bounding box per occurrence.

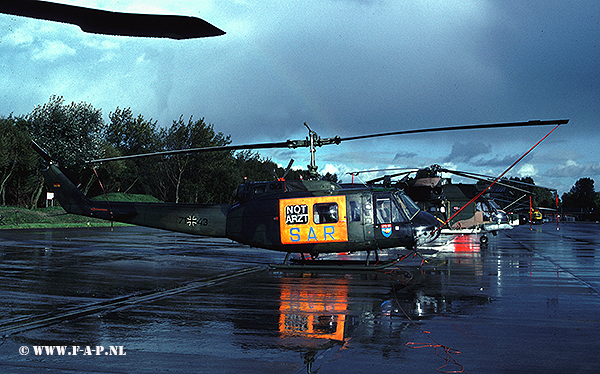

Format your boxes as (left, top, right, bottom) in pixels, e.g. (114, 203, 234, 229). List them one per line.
(1, 224, 600, 373)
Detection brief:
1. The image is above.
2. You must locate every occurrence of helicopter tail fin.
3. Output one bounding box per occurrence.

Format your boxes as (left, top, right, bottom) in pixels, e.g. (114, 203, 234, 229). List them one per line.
(31, 141, 93, 216)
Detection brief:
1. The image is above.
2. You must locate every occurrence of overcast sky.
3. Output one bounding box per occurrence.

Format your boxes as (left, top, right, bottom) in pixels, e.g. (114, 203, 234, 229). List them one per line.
(1, 0, 599, 195)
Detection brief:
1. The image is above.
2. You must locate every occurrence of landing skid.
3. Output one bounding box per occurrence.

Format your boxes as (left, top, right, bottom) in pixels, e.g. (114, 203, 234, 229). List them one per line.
(269, 259, 399, 271)
(271, 249, 415, 271)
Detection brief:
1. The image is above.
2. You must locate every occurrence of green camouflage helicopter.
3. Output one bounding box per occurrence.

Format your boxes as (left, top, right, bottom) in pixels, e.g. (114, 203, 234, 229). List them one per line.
(345, 122, 567, 245)
(32, 120, 567, 262)
(348, 165, 521, 244)
(7, 2, 568, 261)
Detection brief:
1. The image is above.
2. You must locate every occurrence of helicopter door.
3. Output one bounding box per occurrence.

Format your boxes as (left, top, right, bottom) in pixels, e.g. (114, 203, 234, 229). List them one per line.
(373, 193, 411, 247)
(345, 193, 373, 245)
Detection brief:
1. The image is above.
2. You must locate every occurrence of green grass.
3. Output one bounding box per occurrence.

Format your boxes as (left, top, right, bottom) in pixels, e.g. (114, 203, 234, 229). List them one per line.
(0, 193, 159, 229)
(90, 193, 162, 203)
(0, 206, 115, 229)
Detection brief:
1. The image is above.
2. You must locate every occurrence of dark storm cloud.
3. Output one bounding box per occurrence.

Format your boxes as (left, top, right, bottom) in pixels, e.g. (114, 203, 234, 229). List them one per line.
(471, 153, 523, 168)
(443, 141, 491, 163)
(392, 151, 418, 162)
(0, 0, 599, 194)
(474, 1, 600, 127)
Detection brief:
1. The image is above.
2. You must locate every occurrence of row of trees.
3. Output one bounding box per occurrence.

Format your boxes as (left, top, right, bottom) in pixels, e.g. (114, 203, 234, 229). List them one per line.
(1, 96, 327, 208)
(561, 177, 600, 220)
(500, 176, 600, 220)
(504, 176, 557, 208)
(1, 95, 597, 219)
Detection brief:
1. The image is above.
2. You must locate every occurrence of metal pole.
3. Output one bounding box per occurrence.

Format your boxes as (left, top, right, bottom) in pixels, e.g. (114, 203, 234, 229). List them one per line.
(529, 195, 533, 230)
(556, 193, 560, 230)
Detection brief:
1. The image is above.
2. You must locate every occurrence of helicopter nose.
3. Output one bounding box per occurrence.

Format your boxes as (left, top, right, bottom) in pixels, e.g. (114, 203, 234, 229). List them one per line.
(497, 211, 509, 224)
(413, 211, 442, 246)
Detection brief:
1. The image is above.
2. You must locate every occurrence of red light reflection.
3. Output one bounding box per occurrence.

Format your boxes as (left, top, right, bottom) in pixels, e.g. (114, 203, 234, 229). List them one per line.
(450, 235, 480, 253)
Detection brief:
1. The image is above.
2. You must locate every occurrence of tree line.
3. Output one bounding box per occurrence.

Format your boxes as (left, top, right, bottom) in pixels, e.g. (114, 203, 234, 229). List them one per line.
(1, 95, 597, 220)
(561, 177, 600, 220)
(1, 95, 333, 208)
(483, 174, 599, 221)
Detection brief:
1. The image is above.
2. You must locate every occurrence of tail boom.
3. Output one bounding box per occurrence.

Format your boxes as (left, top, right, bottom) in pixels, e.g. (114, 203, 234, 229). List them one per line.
(41, 162, 228, 237)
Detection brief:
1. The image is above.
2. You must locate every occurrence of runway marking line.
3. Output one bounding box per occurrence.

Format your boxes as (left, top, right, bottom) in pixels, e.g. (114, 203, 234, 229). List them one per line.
(0, 265, 267, 336)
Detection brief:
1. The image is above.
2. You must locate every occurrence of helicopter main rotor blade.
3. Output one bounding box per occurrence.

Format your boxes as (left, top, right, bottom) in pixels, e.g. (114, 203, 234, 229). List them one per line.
(0, 0, 225, 39)
(439, 168, 535, 195)
(86, 140, 295, 164)
(338, 119, 569, 143)
(365, 170, 419, 184)
(87, 118, 568, 164)
(441, 168, 556, 193)
(347, 167, 419, 176)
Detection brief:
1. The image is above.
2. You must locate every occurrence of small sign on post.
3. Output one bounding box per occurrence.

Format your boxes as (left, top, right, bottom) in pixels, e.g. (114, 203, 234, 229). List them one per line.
(46, 192, 55, 207)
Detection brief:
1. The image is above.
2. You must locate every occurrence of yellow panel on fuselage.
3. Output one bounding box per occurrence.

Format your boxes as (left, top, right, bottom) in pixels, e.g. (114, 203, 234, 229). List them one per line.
(279, 195, 348, 245)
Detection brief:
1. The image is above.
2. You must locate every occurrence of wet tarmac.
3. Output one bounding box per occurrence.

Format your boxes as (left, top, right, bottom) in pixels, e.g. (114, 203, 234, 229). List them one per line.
(1, 223, 599, 373)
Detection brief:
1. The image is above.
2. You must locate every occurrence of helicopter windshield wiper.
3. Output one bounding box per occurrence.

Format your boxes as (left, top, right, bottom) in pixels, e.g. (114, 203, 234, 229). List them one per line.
(0, 0, 225, 39)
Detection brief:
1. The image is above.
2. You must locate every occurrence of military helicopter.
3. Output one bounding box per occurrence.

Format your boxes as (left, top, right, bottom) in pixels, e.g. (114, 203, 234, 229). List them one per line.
(32, 120, 567, 262)
(347, 165, 517, 244)
(421, 167, 561, 229)
(346, 121, 567, 244)
(9, 3, 567, 260)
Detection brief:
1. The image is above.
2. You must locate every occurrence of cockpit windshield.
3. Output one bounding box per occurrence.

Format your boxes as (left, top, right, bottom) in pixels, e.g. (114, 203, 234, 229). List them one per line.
(488, 200, 502, 211)
(394, 191, 421, 219)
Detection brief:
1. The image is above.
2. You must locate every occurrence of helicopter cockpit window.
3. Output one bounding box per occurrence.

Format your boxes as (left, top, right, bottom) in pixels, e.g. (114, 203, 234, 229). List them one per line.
(313, 203, 338, 224)
(391, 200, 406, 223)
(395, 192, 420, 220)
(376, 197, 406, 224)
(376, 198, 390, 224)
(476, 201, 491, 220)
(488, 200, 501, 211)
